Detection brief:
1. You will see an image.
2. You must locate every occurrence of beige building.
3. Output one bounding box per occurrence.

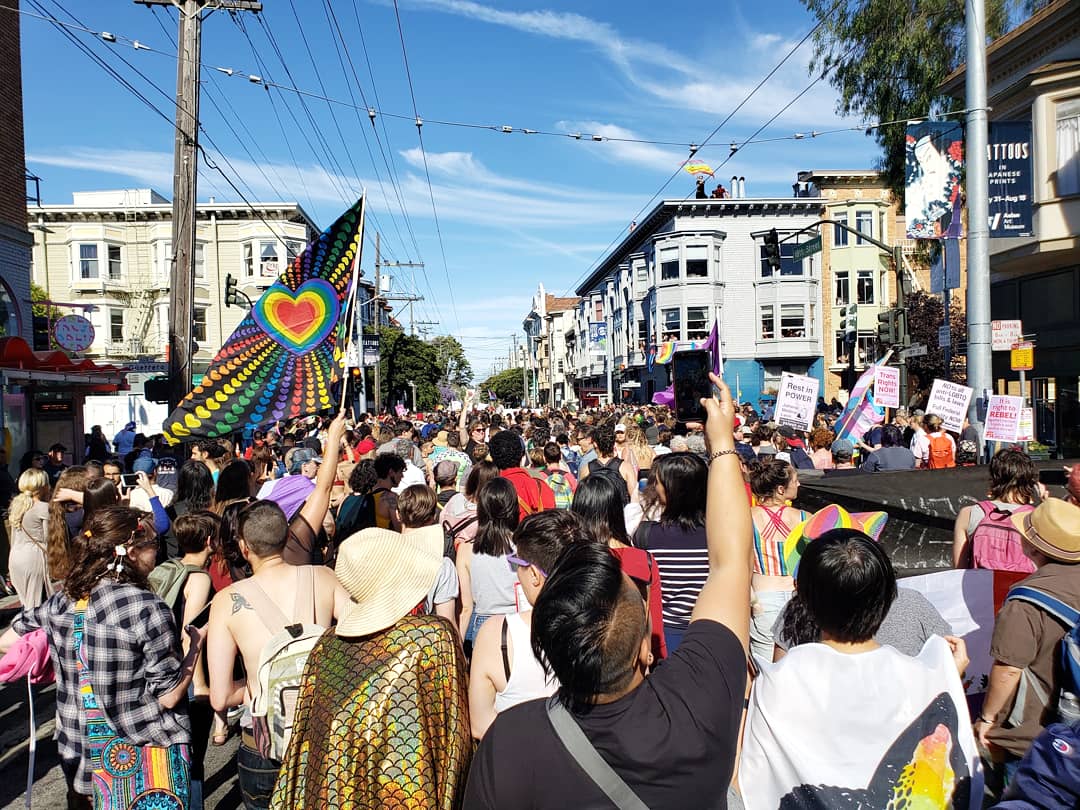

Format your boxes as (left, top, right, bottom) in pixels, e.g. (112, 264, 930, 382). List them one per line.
(29, 189, 318, 379)
(523, 284, 579, 407)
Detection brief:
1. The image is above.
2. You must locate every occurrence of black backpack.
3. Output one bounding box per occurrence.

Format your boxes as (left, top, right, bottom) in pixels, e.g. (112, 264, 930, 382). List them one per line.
(442, 515, 478, 563)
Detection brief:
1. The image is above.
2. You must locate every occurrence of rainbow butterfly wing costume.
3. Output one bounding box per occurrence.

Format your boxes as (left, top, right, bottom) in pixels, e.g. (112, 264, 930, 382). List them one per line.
(164, 197, 364, 443)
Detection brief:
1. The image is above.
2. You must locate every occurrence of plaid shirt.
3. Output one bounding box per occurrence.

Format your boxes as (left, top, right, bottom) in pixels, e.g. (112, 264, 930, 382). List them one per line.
(13, 581, 189, 794)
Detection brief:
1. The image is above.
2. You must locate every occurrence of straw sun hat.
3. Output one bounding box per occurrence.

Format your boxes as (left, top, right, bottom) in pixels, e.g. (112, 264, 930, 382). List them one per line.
(1011, 499, 1080, 564)
(334, 524, 444, 636)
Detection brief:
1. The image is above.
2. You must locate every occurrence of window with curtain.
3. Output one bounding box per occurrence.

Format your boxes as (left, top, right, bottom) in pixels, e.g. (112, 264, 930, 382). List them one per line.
(662, 307, 681, 340)
(833, 214, 849, 247)
(685, 244, 709, 278)
(1056, 98, 1080, 198)
(857, 269, 875, 304)
(835, 271, 850, 305)
(686, 306, 709, 339)
(780, 304, 806, 338)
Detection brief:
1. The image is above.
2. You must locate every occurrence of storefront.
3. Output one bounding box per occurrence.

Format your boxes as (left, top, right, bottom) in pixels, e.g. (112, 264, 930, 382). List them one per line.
(0, 337, 126, 467)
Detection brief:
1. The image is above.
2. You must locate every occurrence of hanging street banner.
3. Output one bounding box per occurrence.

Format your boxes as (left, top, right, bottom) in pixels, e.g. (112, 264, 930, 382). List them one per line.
(987, 121, 1034, 238)
(905, 121, 964, 239)
(588, 322, 608, 356)
(361, 334, 381, 366)
(926, 379, 973, 433)
(164, 198, 364, 443)
(775, 371, 819, 432)
(984, 394, 1024, 443)
(873, 365, 900, 409)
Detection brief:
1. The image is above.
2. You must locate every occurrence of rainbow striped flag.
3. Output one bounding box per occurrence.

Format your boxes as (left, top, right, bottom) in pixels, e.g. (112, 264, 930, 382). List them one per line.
(834, 359, 886, 443)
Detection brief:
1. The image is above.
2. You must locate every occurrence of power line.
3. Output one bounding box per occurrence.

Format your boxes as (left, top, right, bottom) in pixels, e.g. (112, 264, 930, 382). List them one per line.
(391, 0, 458, 330)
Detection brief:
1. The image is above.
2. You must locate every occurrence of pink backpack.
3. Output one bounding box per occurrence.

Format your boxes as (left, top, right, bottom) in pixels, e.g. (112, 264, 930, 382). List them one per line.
(970, 501, 1036, 573)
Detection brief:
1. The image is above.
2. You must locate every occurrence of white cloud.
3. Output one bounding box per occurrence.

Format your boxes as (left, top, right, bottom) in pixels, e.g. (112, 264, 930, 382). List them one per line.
(554, 121, 684, 172)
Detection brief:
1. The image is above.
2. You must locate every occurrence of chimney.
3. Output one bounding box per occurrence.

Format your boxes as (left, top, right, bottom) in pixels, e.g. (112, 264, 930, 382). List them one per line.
(738, 177, 746, 198)
(731, 176, 738, 198)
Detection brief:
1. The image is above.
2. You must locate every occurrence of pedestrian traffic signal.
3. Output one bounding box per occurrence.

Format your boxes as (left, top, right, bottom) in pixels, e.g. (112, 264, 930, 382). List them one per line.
(764, 228, 781, 271)
(32, 315, 50, 350)
(840, 303, 858, 344)
(224, 273, 239, 308)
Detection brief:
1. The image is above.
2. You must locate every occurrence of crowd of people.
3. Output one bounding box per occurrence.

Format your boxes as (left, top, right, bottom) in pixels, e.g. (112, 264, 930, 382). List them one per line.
(0, 383, 1078, 809)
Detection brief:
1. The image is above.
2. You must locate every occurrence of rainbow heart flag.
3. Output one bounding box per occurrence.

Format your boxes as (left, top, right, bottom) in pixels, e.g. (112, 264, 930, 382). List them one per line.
(163, 198, 364, 443)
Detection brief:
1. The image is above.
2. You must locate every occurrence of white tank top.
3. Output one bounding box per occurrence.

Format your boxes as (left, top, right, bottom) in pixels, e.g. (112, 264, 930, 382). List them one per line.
(494, 613, 558, 714)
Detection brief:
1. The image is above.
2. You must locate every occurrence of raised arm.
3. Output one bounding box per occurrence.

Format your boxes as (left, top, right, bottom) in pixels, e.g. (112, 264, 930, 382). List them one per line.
(298, 411, 347, 533)
(690, 374, 753, 654)
(458, 391, 475, 446)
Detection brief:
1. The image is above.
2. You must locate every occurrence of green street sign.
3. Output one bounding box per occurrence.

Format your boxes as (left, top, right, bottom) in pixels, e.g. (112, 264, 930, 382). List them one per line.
(793, 235, 822, 261)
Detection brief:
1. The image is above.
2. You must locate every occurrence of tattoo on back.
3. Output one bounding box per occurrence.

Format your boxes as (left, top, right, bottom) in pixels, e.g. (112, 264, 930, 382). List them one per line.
(231, 592, 252, 614)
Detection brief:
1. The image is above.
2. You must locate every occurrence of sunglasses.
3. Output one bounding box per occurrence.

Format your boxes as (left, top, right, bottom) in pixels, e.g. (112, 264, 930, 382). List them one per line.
(507, 554, 546, 578)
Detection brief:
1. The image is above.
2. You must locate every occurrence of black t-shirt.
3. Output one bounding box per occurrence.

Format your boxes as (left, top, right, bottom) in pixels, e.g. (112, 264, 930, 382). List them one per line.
(463, 620, 746, 809)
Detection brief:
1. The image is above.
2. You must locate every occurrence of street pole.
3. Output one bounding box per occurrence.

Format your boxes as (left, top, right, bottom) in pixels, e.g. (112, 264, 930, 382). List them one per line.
(965, 0, 992, 427)
(373, 232, 382, 414)
(134, 0, 261, 413)
(894, 245, 909, 405)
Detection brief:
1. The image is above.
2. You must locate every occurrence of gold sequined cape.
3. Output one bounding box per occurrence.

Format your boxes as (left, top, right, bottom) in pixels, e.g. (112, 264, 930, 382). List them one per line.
(270, 615, 472, 809)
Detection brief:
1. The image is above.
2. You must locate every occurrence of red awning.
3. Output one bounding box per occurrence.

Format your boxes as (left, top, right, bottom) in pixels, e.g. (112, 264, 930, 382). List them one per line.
(0, 337, 126, 389)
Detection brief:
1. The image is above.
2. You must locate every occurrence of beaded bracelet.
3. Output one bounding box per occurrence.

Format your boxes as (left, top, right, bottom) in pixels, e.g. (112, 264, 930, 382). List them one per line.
(708, 449, 739, 462)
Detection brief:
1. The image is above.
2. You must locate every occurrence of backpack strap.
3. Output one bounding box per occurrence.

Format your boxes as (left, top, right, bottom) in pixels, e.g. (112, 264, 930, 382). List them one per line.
(500, 617, 511, 682)
(1007, 586, 1080, 628)
(546, 696, 649, 810)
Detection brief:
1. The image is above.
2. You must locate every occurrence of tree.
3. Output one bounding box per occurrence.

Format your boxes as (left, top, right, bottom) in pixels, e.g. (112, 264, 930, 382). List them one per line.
(479, 367, 525, 406)
(901, 290, 967, 397)
(799, 0, 1028, 199)
(430, 335, 472, 389)
(376, 326, 439, 412)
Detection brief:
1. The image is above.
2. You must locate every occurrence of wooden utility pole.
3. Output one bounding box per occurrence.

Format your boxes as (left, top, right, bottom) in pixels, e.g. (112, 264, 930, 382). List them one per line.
(135, 0, 261, 412)
(374, 232, 382, 412)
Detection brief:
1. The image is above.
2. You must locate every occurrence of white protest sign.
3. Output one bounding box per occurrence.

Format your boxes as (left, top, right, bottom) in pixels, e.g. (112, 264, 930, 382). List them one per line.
(925, 379, 973, 433)
(1018, 408, 1034, 442)
(873, 365, 900, 409)
(775, 371, 819, 432)
(984, 395, 1024, 443)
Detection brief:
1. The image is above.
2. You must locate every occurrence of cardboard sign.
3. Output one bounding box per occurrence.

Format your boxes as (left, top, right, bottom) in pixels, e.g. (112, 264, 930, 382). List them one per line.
(775, 371, 819, 433)
(1018, 407, 1034, 442)
(873, 365, 900, 409)
(925, 379, 973, 433)
(984, 395, 1024, 443)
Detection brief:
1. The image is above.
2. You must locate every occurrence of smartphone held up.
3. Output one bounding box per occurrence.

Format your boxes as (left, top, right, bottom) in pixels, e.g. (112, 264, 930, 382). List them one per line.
(671, 349, 714, 423)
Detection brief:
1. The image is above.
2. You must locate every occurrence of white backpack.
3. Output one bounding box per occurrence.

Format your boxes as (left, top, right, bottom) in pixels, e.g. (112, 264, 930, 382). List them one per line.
(240, 568, 323, 761)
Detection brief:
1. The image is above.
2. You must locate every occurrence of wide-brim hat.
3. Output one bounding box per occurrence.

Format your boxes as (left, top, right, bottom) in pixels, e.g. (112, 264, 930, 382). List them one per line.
(334, 525, 444, 636)
(1011, 500, 1080, 564)
(433, 430, 449, 447)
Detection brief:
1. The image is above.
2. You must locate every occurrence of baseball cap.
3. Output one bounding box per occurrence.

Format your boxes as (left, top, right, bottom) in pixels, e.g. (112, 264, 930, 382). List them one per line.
(289, 448, 323, 474)
(778, 425, 797, 439)
(132, 456, 158, 474)
(830, 438, 855, 458)
(614, 423, 627, 434)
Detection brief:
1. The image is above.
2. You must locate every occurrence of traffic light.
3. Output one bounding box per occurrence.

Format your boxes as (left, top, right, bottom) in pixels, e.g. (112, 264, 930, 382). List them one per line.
(840, 303, 858, 344)
(224, 273, 239, 308)
(144, 377, 169, 403)
(877, 308, 899, 345)
(764, 228, 781, 271)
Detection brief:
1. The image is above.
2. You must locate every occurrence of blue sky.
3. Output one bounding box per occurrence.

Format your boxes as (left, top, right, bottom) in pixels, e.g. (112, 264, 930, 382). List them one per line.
(19, 0, 884, 380)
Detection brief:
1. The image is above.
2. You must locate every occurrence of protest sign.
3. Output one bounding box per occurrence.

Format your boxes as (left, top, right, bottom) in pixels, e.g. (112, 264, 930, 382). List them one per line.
(984, 395, 1024, 443)
(925, 379, 973, 433)
(1018, 408, 1034, 442)
(873, 365, 900, 409)
(775, 372, 819, 432)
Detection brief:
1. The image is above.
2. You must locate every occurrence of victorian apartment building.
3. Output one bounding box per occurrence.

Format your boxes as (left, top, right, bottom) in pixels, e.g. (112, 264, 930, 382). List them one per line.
(29, 189, 319, 387)
(522, 283, 579, 407)
(942, 0, 1080, 455)
(533, 172, 933, 408)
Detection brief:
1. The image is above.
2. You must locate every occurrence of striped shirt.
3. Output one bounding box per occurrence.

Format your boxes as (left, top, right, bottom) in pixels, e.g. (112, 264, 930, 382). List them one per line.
(638, 522, 710, 630)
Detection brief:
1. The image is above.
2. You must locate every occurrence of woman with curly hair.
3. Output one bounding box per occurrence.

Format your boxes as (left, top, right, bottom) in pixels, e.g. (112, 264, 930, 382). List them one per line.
(7, 468, 51, 608)
(808, 427, 836, 470)
(1, 506, 203, 808)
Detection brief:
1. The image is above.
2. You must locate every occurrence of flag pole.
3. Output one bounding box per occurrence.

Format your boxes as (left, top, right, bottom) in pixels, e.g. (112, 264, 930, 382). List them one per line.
(339, 194, 366, 416)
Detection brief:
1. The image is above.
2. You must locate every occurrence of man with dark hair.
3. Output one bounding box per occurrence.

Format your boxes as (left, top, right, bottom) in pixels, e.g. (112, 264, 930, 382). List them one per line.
(466, 375, 752, 808)
(860, 424, 916, 472)
(577, 421, 635, 504)
(44, 443, 68, 483)
(372, 454, 406, 530)
(206, 500, 350, 809)
(489, 429, 555, 519)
